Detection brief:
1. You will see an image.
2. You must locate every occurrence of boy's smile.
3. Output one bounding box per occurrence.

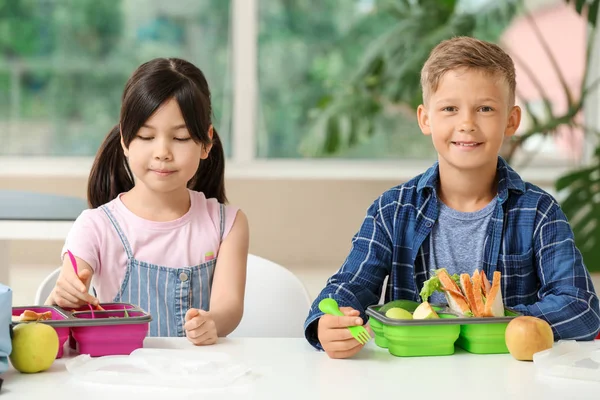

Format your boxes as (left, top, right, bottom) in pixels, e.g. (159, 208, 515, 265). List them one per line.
(417, 67, 521, 172)
(451, 141, 482, 150)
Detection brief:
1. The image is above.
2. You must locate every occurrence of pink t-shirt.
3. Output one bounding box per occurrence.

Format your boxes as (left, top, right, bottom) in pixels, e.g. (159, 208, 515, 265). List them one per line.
(62, 190, 239, 302)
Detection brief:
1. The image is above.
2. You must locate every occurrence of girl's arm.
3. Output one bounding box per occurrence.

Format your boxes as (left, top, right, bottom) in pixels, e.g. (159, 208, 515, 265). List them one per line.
(46, 209, 102, 307)
(207, 210, 249, 337)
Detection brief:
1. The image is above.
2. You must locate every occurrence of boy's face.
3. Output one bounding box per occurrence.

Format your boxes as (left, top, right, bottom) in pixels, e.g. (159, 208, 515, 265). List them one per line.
(417, 68, 521, 172)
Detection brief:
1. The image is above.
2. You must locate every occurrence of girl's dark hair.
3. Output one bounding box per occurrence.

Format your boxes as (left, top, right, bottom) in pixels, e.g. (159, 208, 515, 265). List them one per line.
(87, 58, 226, 208)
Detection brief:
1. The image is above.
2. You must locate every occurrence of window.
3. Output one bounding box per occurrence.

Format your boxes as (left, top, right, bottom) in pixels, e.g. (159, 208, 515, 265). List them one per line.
(256, 0, 593, 165)
(257, 0, 432, 159)
(1, 0, 597, 177)
(0, 0, 232, 156)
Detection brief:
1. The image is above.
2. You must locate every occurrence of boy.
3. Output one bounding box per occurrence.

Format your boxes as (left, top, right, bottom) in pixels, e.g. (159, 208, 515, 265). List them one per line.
(304, 36, 600, 359)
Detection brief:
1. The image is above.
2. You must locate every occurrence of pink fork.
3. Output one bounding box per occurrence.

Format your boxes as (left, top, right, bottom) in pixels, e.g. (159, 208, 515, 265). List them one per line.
(66, 250, 95, 318)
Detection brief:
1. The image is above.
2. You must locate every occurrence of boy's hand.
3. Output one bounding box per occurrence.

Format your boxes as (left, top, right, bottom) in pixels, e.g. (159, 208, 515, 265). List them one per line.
(184, 308, 218, 346)
(317, 307, 369, 359)
(50, 267, 98, 308)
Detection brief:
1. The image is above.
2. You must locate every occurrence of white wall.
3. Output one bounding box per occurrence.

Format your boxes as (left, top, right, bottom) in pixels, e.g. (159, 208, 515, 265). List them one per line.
(3, 170, 599, 306)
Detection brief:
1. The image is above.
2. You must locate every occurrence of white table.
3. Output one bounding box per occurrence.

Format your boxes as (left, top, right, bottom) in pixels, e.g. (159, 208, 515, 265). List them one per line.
(1, 338, 599, 400)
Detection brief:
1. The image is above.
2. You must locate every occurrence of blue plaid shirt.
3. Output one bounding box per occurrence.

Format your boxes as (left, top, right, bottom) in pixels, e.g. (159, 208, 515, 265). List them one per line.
(304, 157, 600, 349)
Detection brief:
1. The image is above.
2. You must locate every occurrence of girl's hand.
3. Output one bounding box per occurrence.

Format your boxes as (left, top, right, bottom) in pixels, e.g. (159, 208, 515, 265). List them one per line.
(47, 255, 98, 308)
(184, 308, 218, 345)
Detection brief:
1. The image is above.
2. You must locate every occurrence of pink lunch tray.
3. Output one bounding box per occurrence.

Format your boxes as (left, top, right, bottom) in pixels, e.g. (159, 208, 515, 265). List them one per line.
(11, 302, 152, 358)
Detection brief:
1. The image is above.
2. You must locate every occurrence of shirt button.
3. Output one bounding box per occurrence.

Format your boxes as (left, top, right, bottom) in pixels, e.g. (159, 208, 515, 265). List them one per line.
(179, 272, 188, 282)
(425, 221, 432, 228)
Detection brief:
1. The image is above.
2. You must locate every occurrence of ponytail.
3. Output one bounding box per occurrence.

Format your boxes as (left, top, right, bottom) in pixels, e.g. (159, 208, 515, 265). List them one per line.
(87, 125, 134, 208)
(190, 127, 227, 204)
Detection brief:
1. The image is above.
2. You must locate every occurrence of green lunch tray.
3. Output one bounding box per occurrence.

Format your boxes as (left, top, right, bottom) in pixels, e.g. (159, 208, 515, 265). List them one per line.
(366, 300, 521, 357)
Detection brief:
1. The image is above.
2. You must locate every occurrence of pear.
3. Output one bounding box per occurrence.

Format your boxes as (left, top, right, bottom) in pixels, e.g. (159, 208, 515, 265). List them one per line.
(384, 307, 413, 320)
(412, 301, 440, 320)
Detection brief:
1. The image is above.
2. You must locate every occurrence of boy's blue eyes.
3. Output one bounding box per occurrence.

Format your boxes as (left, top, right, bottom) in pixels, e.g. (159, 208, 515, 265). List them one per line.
(440, 106, 494, 112)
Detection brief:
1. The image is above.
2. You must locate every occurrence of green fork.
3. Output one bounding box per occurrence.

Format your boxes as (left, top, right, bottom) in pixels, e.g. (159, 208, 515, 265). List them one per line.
(318, 298, 372, 345)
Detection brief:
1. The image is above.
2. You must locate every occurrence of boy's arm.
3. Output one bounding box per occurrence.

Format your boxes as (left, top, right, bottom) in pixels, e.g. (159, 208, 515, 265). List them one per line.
(511, 205, 600, 340)
(304, 198, 393, 349)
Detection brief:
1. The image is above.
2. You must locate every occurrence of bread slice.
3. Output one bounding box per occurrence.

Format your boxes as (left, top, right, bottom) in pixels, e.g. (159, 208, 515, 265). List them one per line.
(436, 269, 472, 316)
(471, 270, 486, 317)
(483, 271, 504, 317)
(460, 273, 482, 317)
(481, 269, 492, 295)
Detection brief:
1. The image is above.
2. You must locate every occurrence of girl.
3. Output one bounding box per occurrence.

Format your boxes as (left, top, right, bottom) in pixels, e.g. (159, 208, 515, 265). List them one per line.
(46, 58, 249, 346)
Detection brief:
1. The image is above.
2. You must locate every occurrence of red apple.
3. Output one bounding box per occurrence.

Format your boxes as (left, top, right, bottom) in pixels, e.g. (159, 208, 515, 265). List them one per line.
(505, 316, 554, 361)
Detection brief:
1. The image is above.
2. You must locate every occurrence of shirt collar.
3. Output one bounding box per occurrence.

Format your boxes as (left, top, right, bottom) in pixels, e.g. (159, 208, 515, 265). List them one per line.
(416, 156, 526, 199)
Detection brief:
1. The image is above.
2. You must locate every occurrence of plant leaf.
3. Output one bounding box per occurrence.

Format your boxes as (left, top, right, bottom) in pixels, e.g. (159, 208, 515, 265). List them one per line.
(556, 152, 600, 272)
(565, 0, 599, 26)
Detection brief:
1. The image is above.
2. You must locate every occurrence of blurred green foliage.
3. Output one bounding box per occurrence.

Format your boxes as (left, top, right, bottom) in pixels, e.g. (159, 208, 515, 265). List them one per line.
(0, 0, 231, 156)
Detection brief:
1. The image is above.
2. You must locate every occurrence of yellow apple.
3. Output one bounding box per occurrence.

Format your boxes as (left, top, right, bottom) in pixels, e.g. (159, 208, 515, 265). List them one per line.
(385, 307, 413, 320)
(10, 323, 59, 373)
(505, 316, 554, 361)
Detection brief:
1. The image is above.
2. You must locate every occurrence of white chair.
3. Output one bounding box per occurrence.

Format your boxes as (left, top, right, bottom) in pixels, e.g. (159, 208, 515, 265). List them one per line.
(34, 254, 312, 338)
(34, 267, 61, 305)
(229, 254, 312, 338)
(34, 267, 95, 305)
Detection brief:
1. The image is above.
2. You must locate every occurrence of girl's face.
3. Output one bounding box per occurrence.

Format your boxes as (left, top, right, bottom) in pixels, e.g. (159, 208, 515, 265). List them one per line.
(122, 98, 212, 195)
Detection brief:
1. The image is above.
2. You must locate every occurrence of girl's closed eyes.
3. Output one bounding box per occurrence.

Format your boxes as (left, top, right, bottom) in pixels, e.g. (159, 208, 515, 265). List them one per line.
(134, 135, 192, 141)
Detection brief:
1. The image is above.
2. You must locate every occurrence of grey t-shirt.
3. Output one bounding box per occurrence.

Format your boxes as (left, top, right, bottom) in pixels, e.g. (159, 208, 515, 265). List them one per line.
(428, 196, 497, 304)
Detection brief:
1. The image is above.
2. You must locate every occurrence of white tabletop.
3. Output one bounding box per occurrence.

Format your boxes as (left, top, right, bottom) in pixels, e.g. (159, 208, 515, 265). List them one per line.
(1, 337, 599, 400)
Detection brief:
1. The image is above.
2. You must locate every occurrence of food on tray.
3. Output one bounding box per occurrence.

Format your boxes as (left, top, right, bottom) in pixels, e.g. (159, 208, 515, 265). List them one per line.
(15, 310, 53, 322)
(505, 316, 554, 361)
(106, 309, 130, 318)
(385, 307, 413, 320)
(412, 301, 440, 319)
(419, 268, 504, 317)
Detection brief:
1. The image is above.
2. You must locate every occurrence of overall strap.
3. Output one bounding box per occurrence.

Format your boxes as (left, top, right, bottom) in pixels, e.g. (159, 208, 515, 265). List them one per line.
(100, 205, 134, 260)
(219, 203, 225, 243)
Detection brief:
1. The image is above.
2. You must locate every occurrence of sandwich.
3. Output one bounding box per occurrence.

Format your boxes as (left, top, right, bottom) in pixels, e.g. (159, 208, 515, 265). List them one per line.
(17, 310, 53, 322)
(419, 268, 504, 317)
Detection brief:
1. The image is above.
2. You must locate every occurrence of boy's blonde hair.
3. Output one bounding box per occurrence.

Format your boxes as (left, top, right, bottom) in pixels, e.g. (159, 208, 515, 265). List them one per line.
(420, 36, 516, 106)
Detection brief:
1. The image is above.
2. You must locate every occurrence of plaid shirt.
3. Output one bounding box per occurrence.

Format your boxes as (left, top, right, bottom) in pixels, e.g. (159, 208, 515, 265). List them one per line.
(304, 157, 600, 349)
